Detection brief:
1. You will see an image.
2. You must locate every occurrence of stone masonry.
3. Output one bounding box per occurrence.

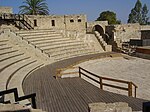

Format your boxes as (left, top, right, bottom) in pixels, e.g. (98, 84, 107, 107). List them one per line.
(0, 7, 12, 14)
(26, 14, 87, 33)
(88, 102, 132, 112)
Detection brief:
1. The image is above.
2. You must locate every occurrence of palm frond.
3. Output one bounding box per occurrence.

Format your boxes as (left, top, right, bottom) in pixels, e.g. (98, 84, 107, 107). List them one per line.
(19, 0, 49, 15)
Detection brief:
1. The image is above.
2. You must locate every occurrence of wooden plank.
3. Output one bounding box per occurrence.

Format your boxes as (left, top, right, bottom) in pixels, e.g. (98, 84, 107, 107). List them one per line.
(22, 52, 148, 112)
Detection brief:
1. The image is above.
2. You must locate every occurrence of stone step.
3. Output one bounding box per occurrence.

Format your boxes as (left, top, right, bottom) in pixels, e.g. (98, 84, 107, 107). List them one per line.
(51, 48, 93, 58)
(0, 49, 18, 56)
(15, 29, 55, 34)
(0, 46, 12, 50)
(7, 61, 44, 105)
(32, 38, 72, 45)
(0, 58, 36, 91)
(22, 34, 62, 39)
(0, 43, 11, 48)
(28, 35, 63, 42)
(0, 51, 24, 61)
(56, 50, 97, 61)
(0, 43, 7, 46)
(0, 39, 9, 43)
(19, 32, 61, 37)
(40, 42, 84, 50)
(36, 40, 82, 48)
(0, 47, 15, 54)
(0, 55, 29, 70)
(0, 43, 8, 47)
(60, 67, 79, 78)
(45, 44, 88, 54)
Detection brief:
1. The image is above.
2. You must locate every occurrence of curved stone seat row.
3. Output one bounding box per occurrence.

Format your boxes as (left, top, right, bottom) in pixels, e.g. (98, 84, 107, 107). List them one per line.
(16, 29, 100, 61)
(15, 29, 55, 34)
(0, 36, 44, 106)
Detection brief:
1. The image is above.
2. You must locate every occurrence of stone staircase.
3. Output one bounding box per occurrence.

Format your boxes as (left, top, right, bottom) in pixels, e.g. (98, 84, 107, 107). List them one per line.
(0, 34, 44, 106)
(15, 29, 100, 61)
(94, 31, 112, 52)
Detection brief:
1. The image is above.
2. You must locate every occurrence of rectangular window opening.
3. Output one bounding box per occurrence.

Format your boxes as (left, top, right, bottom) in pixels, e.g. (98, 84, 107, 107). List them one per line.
(34, 19, 37, 26)
(70, 19, 74, 23)
(51, 20, 55, 26)
(78, 19, 81, 22)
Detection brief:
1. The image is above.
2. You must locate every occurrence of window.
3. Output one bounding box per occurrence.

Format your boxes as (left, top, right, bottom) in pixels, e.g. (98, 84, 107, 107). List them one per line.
(34, 19, 37, 26)
(78, 19, 81, 22)
(51, 20, 55, 26)
(70, 19, 74, 23)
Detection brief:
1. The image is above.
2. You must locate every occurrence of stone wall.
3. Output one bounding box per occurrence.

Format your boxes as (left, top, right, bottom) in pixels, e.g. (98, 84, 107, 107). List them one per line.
(27, 14, 87, 33)
(87, 21, 108, 33)
(141, 25, 150, 31)
(55, 29, 105, 52)
(88, 102, 132, 112)
(0, 7, 12, 14)
(106, 24, 141, 48)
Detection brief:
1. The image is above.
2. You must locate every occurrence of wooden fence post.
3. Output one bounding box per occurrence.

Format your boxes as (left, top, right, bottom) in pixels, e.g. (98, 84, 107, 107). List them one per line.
(135, 86, 136, 98)
(128, 82, 132, 97)
(99, 77, 103, 89)
(79, 67, 81, 78)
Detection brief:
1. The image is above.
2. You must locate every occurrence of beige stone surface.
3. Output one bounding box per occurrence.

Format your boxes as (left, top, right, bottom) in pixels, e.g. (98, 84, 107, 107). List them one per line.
(89, 102, 132, 112)
(75, 56, 150, 100)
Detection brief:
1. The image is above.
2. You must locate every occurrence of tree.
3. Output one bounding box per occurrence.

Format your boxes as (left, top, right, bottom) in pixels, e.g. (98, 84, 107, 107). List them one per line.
(141, 4, 149, 25)
(19, 0, 49, 15)
(96, 11, 121, 25)
(128, 0, 149, 25)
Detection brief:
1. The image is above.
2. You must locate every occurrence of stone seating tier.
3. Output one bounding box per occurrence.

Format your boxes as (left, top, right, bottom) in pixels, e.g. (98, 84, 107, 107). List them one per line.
(0, 36, 44, 106)
(15, 29, 101, 60)
(36, 40, 83, 48)
(15, 29, 55, 34)
(23, 34, 62, 40)
(44, 44, 88, 54)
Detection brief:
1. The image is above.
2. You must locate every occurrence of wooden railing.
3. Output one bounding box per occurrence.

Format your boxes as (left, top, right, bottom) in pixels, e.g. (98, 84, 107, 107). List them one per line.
(0, 88, 36, 108)
(1, 13, 34, 30)
(79, 67, 138, 97)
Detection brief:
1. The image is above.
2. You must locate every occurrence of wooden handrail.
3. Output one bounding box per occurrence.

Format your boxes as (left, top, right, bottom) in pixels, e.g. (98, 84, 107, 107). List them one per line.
(1, 13, 34, 30)
(79, 67, 138, 97)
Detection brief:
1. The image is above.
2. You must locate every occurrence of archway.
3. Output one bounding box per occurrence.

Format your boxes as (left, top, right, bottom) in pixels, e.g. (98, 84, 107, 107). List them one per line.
(93, 25, 104, 36)
(93, 25, 109, 43)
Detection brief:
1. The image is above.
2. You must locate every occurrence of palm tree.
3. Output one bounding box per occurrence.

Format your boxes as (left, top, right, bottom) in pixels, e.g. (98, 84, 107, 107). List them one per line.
(19, 0, 49, 15)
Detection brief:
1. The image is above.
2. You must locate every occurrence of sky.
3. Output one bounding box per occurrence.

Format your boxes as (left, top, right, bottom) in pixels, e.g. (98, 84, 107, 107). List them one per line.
(0, 0, 150, 23)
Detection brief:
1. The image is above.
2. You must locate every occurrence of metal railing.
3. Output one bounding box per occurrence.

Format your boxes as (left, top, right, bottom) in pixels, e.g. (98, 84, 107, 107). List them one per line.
(0, 88, 36, 109)
(79, 67, 138, 97)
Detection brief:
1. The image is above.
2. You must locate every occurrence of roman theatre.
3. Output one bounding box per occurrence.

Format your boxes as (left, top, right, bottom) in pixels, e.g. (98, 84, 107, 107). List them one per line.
(0, 7, 150, 112)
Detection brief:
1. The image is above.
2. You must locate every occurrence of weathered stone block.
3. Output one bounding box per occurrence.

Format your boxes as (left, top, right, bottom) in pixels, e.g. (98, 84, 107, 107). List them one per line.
(88, 102, 132, 112)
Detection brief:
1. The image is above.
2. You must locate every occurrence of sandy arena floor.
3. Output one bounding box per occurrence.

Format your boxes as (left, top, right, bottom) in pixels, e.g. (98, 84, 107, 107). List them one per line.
(75, 56, 150, 100)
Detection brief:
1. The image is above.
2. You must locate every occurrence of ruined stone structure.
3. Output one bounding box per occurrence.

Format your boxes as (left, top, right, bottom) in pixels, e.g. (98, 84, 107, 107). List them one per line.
(87, 21, 108, 33)
(0, 7, 149, 112)
(27, 14, 87, 33)
(0, 6, 150, 51)
(0, 7, 12, 14)
(106, 24, 141, 48)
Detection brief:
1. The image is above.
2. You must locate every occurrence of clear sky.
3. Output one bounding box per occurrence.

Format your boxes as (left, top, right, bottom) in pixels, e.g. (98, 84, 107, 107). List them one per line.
(0, 0, 150, 23)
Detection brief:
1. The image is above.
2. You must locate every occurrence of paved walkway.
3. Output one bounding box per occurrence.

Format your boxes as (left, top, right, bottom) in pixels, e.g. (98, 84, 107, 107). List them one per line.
(23, 52, 148, 112)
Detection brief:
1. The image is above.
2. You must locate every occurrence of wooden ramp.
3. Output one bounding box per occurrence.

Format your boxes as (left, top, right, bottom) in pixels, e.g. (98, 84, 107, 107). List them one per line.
(23, 52, 148, 112)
